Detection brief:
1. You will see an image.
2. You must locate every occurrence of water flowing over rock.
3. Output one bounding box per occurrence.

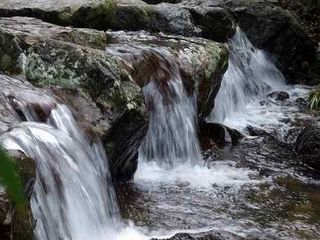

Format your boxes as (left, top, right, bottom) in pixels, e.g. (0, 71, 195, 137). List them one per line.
(210, 27, 286, 124)
(0, 94, 121, 239)
(137, 49, 202, 167)
(0, 16, 228, 179)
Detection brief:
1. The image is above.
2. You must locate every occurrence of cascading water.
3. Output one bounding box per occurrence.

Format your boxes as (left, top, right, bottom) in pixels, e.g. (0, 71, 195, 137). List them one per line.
(107, 45, 202, 167)
(138, 49, 202, 167)
(210, 27, 286, 124)
(0, 76, 121, 240)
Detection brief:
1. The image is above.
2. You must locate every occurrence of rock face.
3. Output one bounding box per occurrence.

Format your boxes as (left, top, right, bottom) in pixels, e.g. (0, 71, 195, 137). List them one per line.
(0, 16, 228, 180)
(296, 124, 320, 170)
(152, 230, 244, 240)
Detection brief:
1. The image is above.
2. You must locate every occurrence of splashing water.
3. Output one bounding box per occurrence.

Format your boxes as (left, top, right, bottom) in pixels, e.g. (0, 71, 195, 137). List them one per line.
(210, 27, 286, 124)
(0, 98, 121, 239)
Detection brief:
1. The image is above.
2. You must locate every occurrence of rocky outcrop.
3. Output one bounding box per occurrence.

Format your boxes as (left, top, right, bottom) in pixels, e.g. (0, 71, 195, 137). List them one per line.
(296, 123, 320, 170)
(151, 230, 244, 240)
(0, 16, 228, 180)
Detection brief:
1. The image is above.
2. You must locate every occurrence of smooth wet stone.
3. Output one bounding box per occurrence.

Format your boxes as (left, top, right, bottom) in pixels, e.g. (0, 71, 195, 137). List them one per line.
(200, 122, 243, 149)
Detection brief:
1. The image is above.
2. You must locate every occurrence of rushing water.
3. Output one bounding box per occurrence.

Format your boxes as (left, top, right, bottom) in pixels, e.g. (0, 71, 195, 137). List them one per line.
(138, 49, 201, 167)
(0, 77, 121, 240)
(210, 27, 286, 124)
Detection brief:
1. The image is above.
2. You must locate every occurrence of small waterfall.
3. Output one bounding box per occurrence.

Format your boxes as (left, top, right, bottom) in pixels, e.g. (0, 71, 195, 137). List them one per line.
(138, 48, 201, 167)
(107, 45, 202, 167)
(0, 78, 121, 240)
(210, 27, 286, 123)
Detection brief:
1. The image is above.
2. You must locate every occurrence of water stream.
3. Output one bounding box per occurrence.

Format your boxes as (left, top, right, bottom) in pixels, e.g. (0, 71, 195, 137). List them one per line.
(0, 26, 319, 240)
(0, 78, 121, 240)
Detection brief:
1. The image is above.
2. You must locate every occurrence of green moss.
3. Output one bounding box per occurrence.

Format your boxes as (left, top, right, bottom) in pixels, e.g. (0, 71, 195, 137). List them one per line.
(25, 52, 81, 89)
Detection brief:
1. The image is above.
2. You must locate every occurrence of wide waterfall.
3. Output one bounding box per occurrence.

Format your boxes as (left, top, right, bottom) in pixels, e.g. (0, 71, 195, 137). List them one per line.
(0, 85, 120, 240)
(210, 27, 286, 124)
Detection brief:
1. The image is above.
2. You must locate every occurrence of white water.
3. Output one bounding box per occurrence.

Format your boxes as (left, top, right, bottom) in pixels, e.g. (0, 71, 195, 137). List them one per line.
(138, 53, 202, 167)
(0, 103, 121, 240)
(133, 45, 263, 189)
(209, 27, 287, 125)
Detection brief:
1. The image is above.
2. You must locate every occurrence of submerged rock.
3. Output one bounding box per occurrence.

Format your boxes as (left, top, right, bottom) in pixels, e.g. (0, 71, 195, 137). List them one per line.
(296, 123, 320, 170)
(200, 122, 243, 149)
(267, 91, 290, 101)
(152, 230, 244, 240)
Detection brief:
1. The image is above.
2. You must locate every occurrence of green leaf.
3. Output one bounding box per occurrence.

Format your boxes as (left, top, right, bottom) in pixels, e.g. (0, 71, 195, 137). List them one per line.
(0, 148, 26, 207)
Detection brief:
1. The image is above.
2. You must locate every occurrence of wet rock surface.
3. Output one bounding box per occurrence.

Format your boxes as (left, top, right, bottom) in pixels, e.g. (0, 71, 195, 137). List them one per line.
(267, 91, 290, 101)
(200, 122, 243, 149)
(151, 230, 244, 240)
(296, 123, 320, 170)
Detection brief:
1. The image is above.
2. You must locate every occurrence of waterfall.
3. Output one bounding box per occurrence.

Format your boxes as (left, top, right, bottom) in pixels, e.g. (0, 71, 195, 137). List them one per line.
(210, 27, 286, 123)
(0, 77, 121, 240)
(137, 48, 202, 167)
(107, 45, 202, 167)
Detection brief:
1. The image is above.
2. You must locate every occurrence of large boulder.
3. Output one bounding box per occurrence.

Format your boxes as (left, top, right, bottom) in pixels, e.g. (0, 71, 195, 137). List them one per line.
(0, 17, 228, 179)
(0, 0, 116, 29)
(0, 0, 235, 43)
(296, 123, 320, 170)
